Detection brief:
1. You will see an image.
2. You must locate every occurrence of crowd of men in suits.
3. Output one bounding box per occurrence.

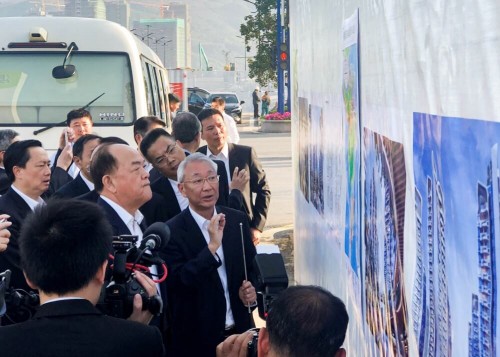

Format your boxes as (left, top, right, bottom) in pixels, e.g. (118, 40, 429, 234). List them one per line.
(0, 107, 272, 356)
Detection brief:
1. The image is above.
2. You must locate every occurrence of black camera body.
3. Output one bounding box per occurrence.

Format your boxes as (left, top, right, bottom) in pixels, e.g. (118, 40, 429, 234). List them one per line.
(253, 253, 289, 320)
(97, 234, 163, 319)
(0, 270, 40, 324)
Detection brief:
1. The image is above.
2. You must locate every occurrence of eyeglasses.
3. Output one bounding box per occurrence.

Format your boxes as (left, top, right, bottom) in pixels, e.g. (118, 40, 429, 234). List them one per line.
(155, 143, 177, 166)
(182, 175, 220, 186)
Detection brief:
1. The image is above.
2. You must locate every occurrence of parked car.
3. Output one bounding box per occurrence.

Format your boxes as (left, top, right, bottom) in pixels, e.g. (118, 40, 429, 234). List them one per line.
(203, 92, 245, 124)
(187, 87, 210, 115)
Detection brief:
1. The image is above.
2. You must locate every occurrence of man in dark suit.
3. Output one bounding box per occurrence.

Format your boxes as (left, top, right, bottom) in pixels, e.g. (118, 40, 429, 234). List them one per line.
(90, 142, 170, 337)
(133, 115, 166, 184)
(198, 108, 271, 244)
(216, 286, 349, 357)
(53, 134, 101, 199)
(0, 129, 19, 195)
(164, 153, 257, 357)
(140, 128, 247, 221)
(0, 199, 164, 356)
(0, 140, 52, 299)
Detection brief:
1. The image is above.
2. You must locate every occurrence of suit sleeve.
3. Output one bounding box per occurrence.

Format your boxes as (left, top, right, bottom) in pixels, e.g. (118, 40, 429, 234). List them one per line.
(249, 147, 271, 231)
(163, 224, 222, 289)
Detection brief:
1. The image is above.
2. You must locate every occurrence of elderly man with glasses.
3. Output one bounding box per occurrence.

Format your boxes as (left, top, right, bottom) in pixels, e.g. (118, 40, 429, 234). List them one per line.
(162, 153, 257, 357)
(139, 128, 247, 221)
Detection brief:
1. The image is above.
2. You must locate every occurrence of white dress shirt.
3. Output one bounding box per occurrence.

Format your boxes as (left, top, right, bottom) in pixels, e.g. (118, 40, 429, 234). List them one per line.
(189, 206, 235, 327)
(168, 178, 189, 210)
(80, 173, 95, 191)
(222, 112, 240, 144)
(207, 142, 231, 188)
(11, 184, 45, 211)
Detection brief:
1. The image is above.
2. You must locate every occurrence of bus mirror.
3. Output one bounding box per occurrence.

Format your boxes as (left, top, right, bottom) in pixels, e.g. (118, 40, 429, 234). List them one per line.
(52, 64, 76, 79)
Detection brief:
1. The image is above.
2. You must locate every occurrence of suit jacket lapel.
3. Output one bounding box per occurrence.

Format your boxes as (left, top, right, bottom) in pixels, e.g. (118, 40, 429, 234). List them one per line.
(97, 197, 132, 236)
(227, 143, 236, 176)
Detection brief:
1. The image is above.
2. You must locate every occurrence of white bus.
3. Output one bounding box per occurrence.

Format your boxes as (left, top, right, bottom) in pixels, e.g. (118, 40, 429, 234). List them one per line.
(0, 17, 170, 151)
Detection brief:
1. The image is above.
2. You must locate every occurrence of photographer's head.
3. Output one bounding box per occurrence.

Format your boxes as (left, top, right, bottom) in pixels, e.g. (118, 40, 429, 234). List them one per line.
(19, 199, 112, 304)
(259, 285, 348, 357)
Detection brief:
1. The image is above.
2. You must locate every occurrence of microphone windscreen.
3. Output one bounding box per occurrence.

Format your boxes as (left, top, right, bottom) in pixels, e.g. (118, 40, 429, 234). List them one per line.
(142, 222, 171, 249)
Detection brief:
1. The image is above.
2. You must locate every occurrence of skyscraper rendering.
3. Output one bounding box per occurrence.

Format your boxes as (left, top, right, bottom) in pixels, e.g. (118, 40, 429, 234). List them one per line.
(412, 153, 452, 357)
(468, 144, 499, 357)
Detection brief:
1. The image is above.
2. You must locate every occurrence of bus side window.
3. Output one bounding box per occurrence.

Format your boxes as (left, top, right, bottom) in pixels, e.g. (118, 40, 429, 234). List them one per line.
(141, 59, 154, 115)
(155, 67, 167, 120)
(148, 64, 160, 117)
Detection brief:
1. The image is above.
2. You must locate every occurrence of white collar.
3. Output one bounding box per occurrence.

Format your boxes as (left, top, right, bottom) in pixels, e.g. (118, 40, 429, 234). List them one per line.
(79, 173, 95, 191)
(189, 206, 217, 231)
(11, 184, 44, 211)
(207, 142, 229, 159)
(100, 195, 144, 227)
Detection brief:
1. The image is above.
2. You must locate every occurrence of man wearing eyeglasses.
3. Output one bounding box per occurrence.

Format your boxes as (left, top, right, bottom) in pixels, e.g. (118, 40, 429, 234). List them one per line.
(140, 128, 247, 221)
(197, 108, 271, 245)
(163, 153, 257, 357)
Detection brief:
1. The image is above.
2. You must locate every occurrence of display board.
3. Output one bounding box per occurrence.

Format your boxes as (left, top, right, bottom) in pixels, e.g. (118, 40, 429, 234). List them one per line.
(291, 1, 500, 355)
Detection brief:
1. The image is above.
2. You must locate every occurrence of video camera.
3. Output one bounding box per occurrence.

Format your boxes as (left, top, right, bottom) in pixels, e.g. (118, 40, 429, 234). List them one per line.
(247, 252, 289, 357)
(97, 222, 170, 319)
(0, 270, 39, 324)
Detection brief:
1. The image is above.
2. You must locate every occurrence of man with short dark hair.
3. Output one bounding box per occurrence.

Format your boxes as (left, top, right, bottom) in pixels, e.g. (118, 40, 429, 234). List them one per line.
(217, 285, 349, 357)
(198, 108, 271, 244)
(133, 116, 166, 183)
(172, 111, 202, 154)
(164, 153, 257, 357)
(0, 199, 164, 356)
(140, 129, 246, 220)
(0, 140, 51, 295)
(53, 134, 101, 198)
(52, 108, 94, 177)
(211, 96, 240, 144)
(168, 92, 182, 119)
(0, 129, 20, 195)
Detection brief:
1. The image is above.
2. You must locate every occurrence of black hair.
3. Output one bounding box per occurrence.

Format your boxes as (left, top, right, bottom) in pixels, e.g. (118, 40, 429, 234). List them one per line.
(133, 116, 166, 140)
(211, 96, 226, 105)
(19, 199, 112, 295)
(72, 134, 102, 159)
(90, 143, 118, 193)
(172, 112, 201, 143)
(0, 129, 19, 151)
(168, 93, 181, 104)
(100, 136, 129, 146)
(266, 285, 349, 357)
(139, 128, 174, 162)
(3, 139, 43, 183)
(197, 108, 223, 125)
(66, 108, 92, 126)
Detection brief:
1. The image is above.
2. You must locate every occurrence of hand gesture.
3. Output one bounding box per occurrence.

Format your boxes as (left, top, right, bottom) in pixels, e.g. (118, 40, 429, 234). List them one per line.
(208, 213, 225, 254)
(56, 142, 73, 170)
(230, 167, 249, 192)
(0, 214, 12, 252)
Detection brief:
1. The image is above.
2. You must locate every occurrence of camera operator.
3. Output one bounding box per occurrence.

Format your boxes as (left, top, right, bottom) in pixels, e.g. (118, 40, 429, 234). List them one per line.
(0, 199, 164, 356)
(216, 285, 349, 357)
(0, 214, 11, 252)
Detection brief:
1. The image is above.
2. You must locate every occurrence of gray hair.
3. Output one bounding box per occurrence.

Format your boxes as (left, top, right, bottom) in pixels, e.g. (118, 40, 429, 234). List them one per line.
(177, 152, 217, 182)
(0, 129, 19, 151)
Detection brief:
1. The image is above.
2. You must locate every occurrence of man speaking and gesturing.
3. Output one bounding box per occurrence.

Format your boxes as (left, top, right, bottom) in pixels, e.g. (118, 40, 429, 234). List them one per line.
(163, 153, 257, 357)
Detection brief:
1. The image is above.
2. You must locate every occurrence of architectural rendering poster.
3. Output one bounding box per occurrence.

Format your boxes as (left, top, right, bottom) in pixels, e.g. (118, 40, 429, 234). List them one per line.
(309, 104, 325, 216)
(298, 97, 310, 202)
(413, 113, 500, 357)
(343, 9, 361, 276)
(363, 128, 408, 356)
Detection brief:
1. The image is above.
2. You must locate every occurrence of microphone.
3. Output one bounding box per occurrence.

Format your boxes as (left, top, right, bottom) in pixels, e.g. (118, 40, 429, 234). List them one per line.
(139, 222, 171, 251)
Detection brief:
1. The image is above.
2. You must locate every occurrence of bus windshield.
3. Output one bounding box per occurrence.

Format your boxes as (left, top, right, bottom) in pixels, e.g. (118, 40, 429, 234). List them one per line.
(0, 52, 135, 125)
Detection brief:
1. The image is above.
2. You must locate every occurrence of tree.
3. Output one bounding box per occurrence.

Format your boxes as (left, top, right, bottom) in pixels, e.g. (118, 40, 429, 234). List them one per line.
(240, 0, 277, 87)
